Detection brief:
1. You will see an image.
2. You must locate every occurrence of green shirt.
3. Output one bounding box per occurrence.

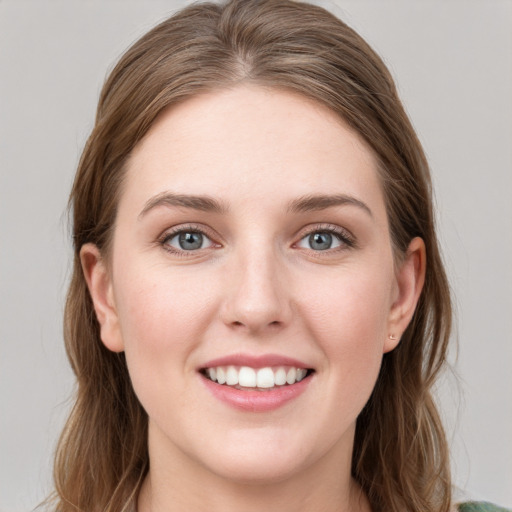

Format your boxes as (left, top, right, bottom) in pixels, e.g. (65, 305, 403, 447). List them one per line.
(459, 503, 512, 512)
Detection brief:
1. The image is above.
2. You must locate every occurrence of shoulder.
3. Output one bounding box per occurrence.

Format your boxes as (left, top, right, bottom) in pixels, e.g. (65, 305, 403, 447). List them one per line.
(458, 502, 512, 512)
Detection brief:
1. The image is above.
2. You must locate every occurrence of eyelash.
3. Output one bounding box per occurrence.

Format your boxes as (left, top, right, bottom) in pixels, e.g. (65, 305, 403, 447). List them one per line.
(158, 224, 217, 257)
(157, 223, 356, 256)
(295, 224, 356, 252)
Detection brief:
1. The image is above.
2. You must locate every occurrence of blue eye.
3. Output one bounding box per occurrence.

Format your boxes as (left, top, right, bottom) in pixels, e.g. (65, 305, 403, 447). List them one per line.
(165, 230, 212, 251)
(297, 231, 343, 251)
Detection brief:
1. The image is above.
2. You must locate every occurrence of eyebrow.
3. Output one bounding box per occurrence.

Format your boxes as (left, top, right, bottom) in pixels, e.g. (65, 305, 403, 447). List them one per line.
(139, 191, 372, 219)
(138, 192, 228, 219)
(287, 194, 373, 217)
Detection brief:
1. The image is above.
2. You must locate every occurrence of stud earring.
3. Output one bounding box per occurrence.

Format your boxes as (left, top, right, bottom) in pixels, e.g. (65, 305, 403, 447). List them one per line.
(388, 334, 398, 341)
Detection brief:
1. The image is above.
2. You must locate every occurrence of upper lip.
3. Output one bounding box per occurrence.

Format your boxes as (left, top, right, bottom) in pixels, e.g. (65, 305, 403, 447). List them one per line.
(200, 353, 313, 370)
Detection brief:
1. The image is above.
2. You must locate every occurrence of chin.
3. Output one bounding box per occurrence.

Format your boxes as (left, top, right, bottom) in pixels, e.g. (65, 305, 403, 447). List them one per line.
(191, 427, 325, 485)
(205, 452, 306, 485)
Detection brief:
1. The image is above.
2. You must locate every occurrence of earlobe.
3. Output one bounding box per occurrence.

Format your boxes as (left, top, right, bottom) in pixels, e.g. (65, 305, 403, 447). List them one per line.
(80, 243, 124, 353)
(384, 237, 426, 353)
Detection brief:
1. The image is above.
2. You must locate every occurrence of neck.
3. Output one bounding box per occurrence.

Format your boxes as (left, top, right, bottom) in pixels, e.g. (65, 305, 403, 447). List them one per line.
(139, 474, 369, 512)
(137, 423, 371, 512)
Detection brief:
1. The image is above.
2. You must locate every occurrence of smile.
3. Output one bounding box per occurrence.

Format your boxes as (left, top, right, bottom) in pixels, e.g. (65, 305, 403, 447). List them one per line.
(202, 365, 312, 390)
(199, 354, 315, 411)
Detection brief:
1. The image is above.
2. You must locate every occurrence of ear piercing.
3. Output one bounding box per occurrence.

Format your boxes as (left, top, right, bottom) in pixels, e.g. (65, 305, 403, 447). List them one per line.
(388, 334, 398, 340)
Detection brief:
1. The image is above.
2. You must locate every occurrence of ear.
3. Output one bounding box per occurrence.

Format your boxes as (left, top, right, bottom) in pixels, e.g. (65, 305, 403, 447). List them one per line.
(80, 243, 124, 353)
(384, 237, 426, 353)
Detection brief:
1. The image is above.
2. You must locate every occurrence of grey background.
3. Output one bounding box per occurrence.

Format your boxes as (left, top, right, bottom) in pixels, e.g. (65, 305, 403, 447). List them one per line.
(1, 1, 511, 510)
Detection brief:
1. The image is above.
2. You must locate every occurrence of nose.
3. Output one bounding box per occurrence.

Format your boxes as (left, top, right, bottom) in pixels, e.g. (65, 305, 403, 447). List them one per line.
(220, 248, 292, 335)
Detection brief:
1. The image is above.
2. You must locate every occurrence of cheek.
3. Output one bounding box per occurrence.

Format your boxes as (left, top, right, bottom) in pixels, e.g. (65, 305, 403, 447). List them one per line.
(298, 263, 393, 391)
(114, 262, 213, 350)
(111, 261, 219, 403)
(304, 265, 391, 339)
(114, 275, 218, 439)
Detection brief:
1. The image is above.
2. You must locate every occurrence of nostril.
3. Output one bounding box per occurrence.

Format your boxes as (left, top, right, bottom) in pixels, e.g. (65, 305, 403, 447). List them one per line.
(230, 319, 281, 329)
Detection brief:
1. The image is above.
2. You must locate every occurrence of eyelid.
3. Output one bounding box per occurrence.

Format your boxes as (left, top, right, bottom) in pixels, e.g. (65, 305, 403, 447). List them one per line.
(155, 222, 356, 256)
(157, 223, 221, 255)
(294, 223, 356, 250)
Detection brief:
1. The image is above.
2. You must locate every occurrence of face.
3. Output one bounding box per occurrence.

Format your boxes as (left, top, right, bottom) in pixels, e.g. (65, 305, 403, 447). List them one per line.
(83, 85, 424, 485)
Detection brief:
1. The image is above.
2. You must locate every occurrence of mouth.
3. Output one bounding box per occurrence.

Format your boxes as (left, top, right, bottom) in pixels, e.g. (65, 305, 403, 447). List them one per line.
(198, 354, 315, 411)
(200, 365, 315, 391)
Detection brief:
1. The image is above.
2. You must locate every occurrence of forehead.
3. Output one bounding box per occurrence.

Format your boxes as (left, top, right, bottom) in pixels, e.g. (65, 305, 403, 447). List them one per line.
(122, 85, 386, 220)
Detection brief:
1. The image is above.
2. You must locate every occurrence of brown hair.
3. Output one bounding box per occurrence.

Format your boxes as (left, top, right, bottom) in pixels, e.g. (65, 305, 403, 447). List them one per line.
(50, 1, 452, 510)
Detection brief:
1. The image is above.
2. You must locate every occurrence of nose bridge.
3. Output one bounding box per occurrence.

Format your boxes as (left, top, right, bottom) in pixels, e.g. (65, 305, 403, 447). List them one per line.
(223, 240, 290, 332)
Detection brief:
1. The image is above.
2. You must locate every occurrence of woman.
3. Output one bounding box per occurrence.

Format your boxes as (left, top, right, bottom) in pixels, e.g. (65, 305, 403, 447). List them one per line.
(47, 1, 508, 511)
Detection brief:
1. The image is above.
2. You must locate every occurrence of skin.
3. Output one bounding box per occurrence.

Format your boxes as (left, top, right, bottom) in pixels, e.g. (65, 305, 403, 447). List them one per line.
(81, 85, 425, 512)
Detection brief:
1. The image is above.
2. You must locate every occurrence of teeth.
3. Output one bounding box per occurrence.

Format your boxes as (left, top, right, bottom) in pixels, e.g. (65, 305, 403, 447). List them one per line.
(216, 367, 226, 385)
(296, 368, 307, 382)
(286, 367, 296, 385)
(256, 367, 274, 388)
(239, 366, 256, 387)
(274, 367, 287, 386)
(226, 366, 238, 385)
(204, 365, 310, 389)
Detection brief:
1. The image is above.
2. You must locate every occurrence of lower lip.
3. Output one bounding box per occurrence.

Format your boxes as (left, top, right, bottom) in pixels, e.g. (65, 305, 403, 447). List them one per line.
(200, 374, 312, 412)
